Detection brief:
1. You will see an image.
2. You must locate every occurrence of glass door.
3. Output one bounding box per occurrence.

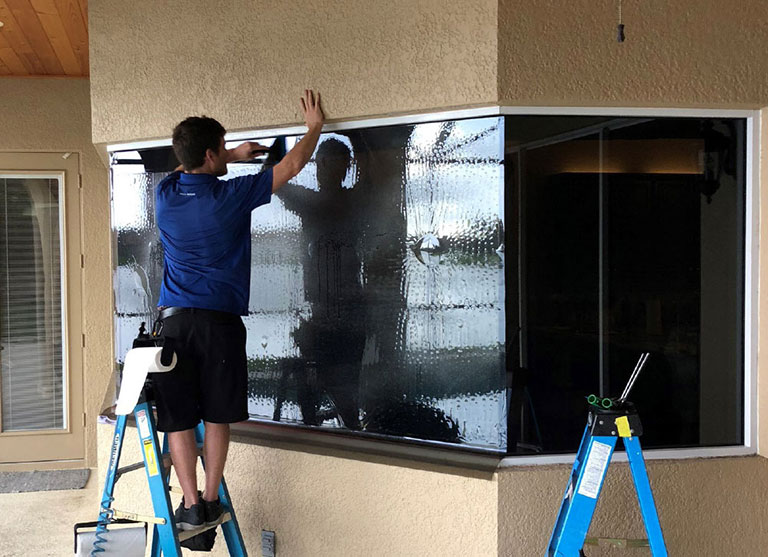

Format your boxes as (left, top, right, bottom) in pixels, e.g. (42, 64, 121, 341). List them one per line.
(0, 153, 84, 465)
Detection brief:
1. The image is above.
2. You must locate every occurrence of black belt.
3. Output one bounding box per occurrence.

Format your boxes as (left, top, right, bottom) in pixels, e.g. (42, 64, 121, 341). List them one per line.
(158, 306, 239, 321)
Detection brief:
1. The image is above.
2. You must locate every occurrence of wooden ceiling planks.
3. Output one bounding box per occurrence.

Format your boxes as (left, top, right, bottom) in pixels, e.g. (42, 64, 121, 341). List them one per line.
(5, 0, 65, 74)
(0, 0, 88, 77)
(0, 0, 47, 74)
(54, 0, 87, 74)
(0, 27, 29, 74)
(76, 0, 84, 35)
(30, 0, 80, 74)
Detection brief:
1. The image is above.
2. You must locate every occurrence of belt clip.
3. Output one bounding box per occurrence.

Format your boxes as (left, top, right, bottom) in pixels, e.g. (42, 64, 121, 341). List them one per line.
(151, 317, 164, 338)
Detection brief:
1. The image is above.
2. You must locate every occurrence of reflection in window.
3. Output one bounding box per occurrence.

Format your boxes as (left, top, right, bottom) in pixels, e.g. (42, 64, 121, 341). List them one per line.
(112, 117, 507, 452)
(111, 114, 746, 455)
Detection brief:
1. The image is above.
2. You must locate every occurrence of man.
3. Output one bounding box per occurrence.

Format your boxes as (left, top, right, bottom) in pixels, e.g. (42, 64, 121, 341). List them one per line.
(153, 90, 324, 531)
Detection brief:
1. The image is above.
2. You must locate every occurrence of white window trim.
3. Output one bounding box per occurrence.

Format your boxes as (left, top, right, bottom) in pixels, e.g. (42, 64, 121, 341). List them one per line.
(107, 105, 760, 465)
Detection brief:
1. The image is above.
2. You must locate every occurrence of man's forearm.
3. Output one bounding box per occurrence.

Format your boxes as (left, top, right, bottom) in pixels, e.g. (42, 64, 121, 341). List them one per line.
(283, 124, 323, 176)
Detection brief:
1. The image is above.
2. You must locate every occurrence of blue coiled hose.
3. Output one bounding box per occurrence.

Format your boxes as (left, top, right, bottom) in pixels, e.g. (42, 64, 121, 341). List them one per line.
(90, 492, 115, 555)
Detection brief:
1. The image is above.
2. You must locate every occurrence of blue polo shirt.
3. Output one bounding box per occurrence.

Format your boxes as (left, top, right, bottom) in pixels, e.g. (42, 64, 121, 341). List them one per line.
(155, 169, 273, 315)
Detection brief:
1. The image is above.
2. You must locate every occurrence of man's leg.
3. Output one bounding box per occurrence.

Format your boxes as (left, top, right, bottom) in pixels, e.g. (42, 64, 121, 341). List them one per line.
(168, 428, 199, 507)
(202, 422, 230, 501)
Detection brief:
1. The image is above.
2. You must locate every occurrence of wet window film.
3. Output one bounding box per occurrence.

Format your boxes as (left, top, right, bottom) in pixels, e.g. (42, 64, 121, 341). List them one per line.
(111, 114, 746, 455)
(112, 117, 507, 452)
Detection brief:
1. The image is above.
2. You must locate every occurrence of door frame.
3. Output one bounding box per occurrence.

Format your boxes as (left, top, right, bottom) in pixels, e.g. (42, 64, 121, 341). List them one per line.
(0, 152, 84, 468)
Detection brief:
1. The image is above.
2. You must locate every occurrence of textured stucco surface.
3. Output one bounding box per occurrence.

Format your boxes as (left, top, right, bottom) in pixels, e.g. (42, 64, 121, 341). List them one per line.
(0, 78, 110, 469)
(96, 423, 498, 557)
(498, 0, 768, 107)
(83, 2, 768, 555)
(499, 456, 768, 556)
(88, 0, 498, 145)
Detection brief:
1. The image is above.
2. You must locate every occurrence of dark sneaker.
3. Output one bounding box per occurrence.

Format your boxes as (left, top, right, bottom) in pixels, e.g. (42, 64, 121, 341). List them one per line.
(174, 497, 204, 531)
(202, 496, 224, 526)
(180, 528, 217, 551)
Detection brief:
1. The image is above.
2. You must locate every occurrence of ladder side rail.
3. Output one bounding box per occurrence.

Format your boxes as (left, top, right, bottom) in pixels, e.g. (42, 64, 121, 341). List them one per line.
(134, 400, 182, 557)
(623, 436, 668, 557)
(547, 424, 591, 554)
(548, 435, 618, 557)
(100, 414, 127, 513)
(194, 422, 249, 557)
(217, 475, 248, 556)
(91, 414, 129, 555)
(149, 432, 171, 557)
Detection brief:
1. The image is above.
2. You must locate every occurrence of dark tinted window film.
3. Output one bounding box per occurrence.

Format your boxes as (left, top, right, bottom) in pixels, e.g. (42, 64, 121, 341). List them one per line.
(509, 117, 745, 454)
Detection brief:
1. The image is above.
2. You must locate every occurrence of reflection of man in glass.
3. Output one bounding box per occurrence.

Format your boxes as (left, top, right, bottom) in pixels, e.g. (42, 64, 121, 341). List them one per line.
(279, 138, 365, 429)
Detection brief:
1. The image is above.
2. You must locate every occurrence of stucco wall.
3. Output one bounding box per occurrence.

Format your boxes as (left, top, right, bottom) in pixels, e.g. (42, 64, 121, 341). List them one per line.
(0, 78, 110, 468)
(498, 0, 768, 107)
(499, 456, 768, 556)
(86, 2, 768, 555)
(88, 0, 498, 145)
(97, 423, 498, 556)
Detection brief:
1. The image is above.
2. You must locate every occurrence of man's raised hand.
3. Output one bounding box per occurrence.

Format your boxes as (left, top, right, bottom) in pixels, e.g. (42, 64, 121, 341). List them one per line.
(300, 89, 324, 130)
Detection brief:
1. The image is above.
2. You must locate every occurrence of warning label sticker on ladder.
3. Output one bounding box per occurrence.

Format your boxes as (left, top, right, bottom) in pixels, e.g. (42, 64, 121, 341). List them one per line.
(577, 441, 612, 499)
(143, 439, 159, 477)
(136, 409, 150, 440)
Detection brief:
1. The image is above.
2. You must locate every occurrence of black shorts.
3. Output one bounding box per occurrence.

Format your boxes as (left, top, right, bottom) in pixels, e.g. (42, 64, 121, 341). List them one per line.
(151, 309, 249, 432)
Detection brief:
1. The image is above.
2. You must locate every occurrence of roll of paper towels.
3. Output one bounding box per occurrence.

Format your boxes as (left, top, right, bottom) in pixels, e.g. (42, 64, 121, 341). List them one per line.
(115, 347, 177, 415)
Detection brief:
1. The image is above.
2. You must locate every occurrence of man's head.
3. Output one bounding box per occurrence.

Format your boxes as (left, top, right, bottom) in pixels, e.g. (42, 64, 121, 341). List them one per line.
(172, 116, 228, 176)
(316, 138, 352, 191)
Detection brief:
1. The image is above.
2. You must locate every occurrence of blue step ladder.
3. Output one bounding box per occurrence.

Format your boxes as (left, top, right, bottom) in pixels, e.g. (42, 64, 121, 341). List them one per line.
(547, 354, 668, 557)
(91, 325, 248, 556)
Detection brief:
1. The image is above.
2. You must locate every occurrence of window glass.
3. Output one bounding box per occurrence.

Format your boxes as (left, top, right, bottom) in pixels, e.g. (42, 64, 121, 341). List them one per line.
(112, 116, 507, 452)
(510, 117, 745, 454)
(0, 176, 64, 431)
(111, 114, 746, 455)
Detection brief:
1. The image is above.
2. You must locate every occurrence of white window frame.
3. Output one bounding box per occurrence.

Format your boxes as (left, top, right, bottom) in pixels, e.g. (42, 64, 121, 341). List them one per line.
(108, 106, 760, 465)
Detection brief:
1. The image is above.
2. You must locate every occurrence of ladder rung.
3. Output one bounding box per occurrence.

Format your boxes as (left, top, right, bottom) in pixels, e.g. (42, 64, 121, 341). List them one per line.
(176, 512, 232, 542)
(584, 537, 650, 548)
(116, 454, 173, 478)
(117, 447, 203, 479)
(112, 508, 167, 525)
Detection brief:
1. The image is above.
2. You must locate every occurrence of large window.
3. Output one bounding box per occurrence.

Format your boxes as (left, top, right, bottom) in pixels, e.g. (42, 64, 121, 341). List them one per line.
(110, 112, 747, 456)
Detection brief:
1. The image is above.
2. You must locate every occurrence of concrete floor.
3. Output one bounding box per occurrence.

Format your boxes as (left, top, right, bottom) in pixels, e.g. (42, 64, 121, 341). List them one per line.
(0, 470, 239, 556)
(0, 469, 100, 556)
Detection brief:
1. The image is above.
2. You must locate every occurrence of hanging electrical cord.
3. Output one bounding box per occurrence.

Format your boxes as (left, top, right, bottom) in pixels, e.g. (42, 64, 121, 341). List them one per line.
(617, 0, 626, 42)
